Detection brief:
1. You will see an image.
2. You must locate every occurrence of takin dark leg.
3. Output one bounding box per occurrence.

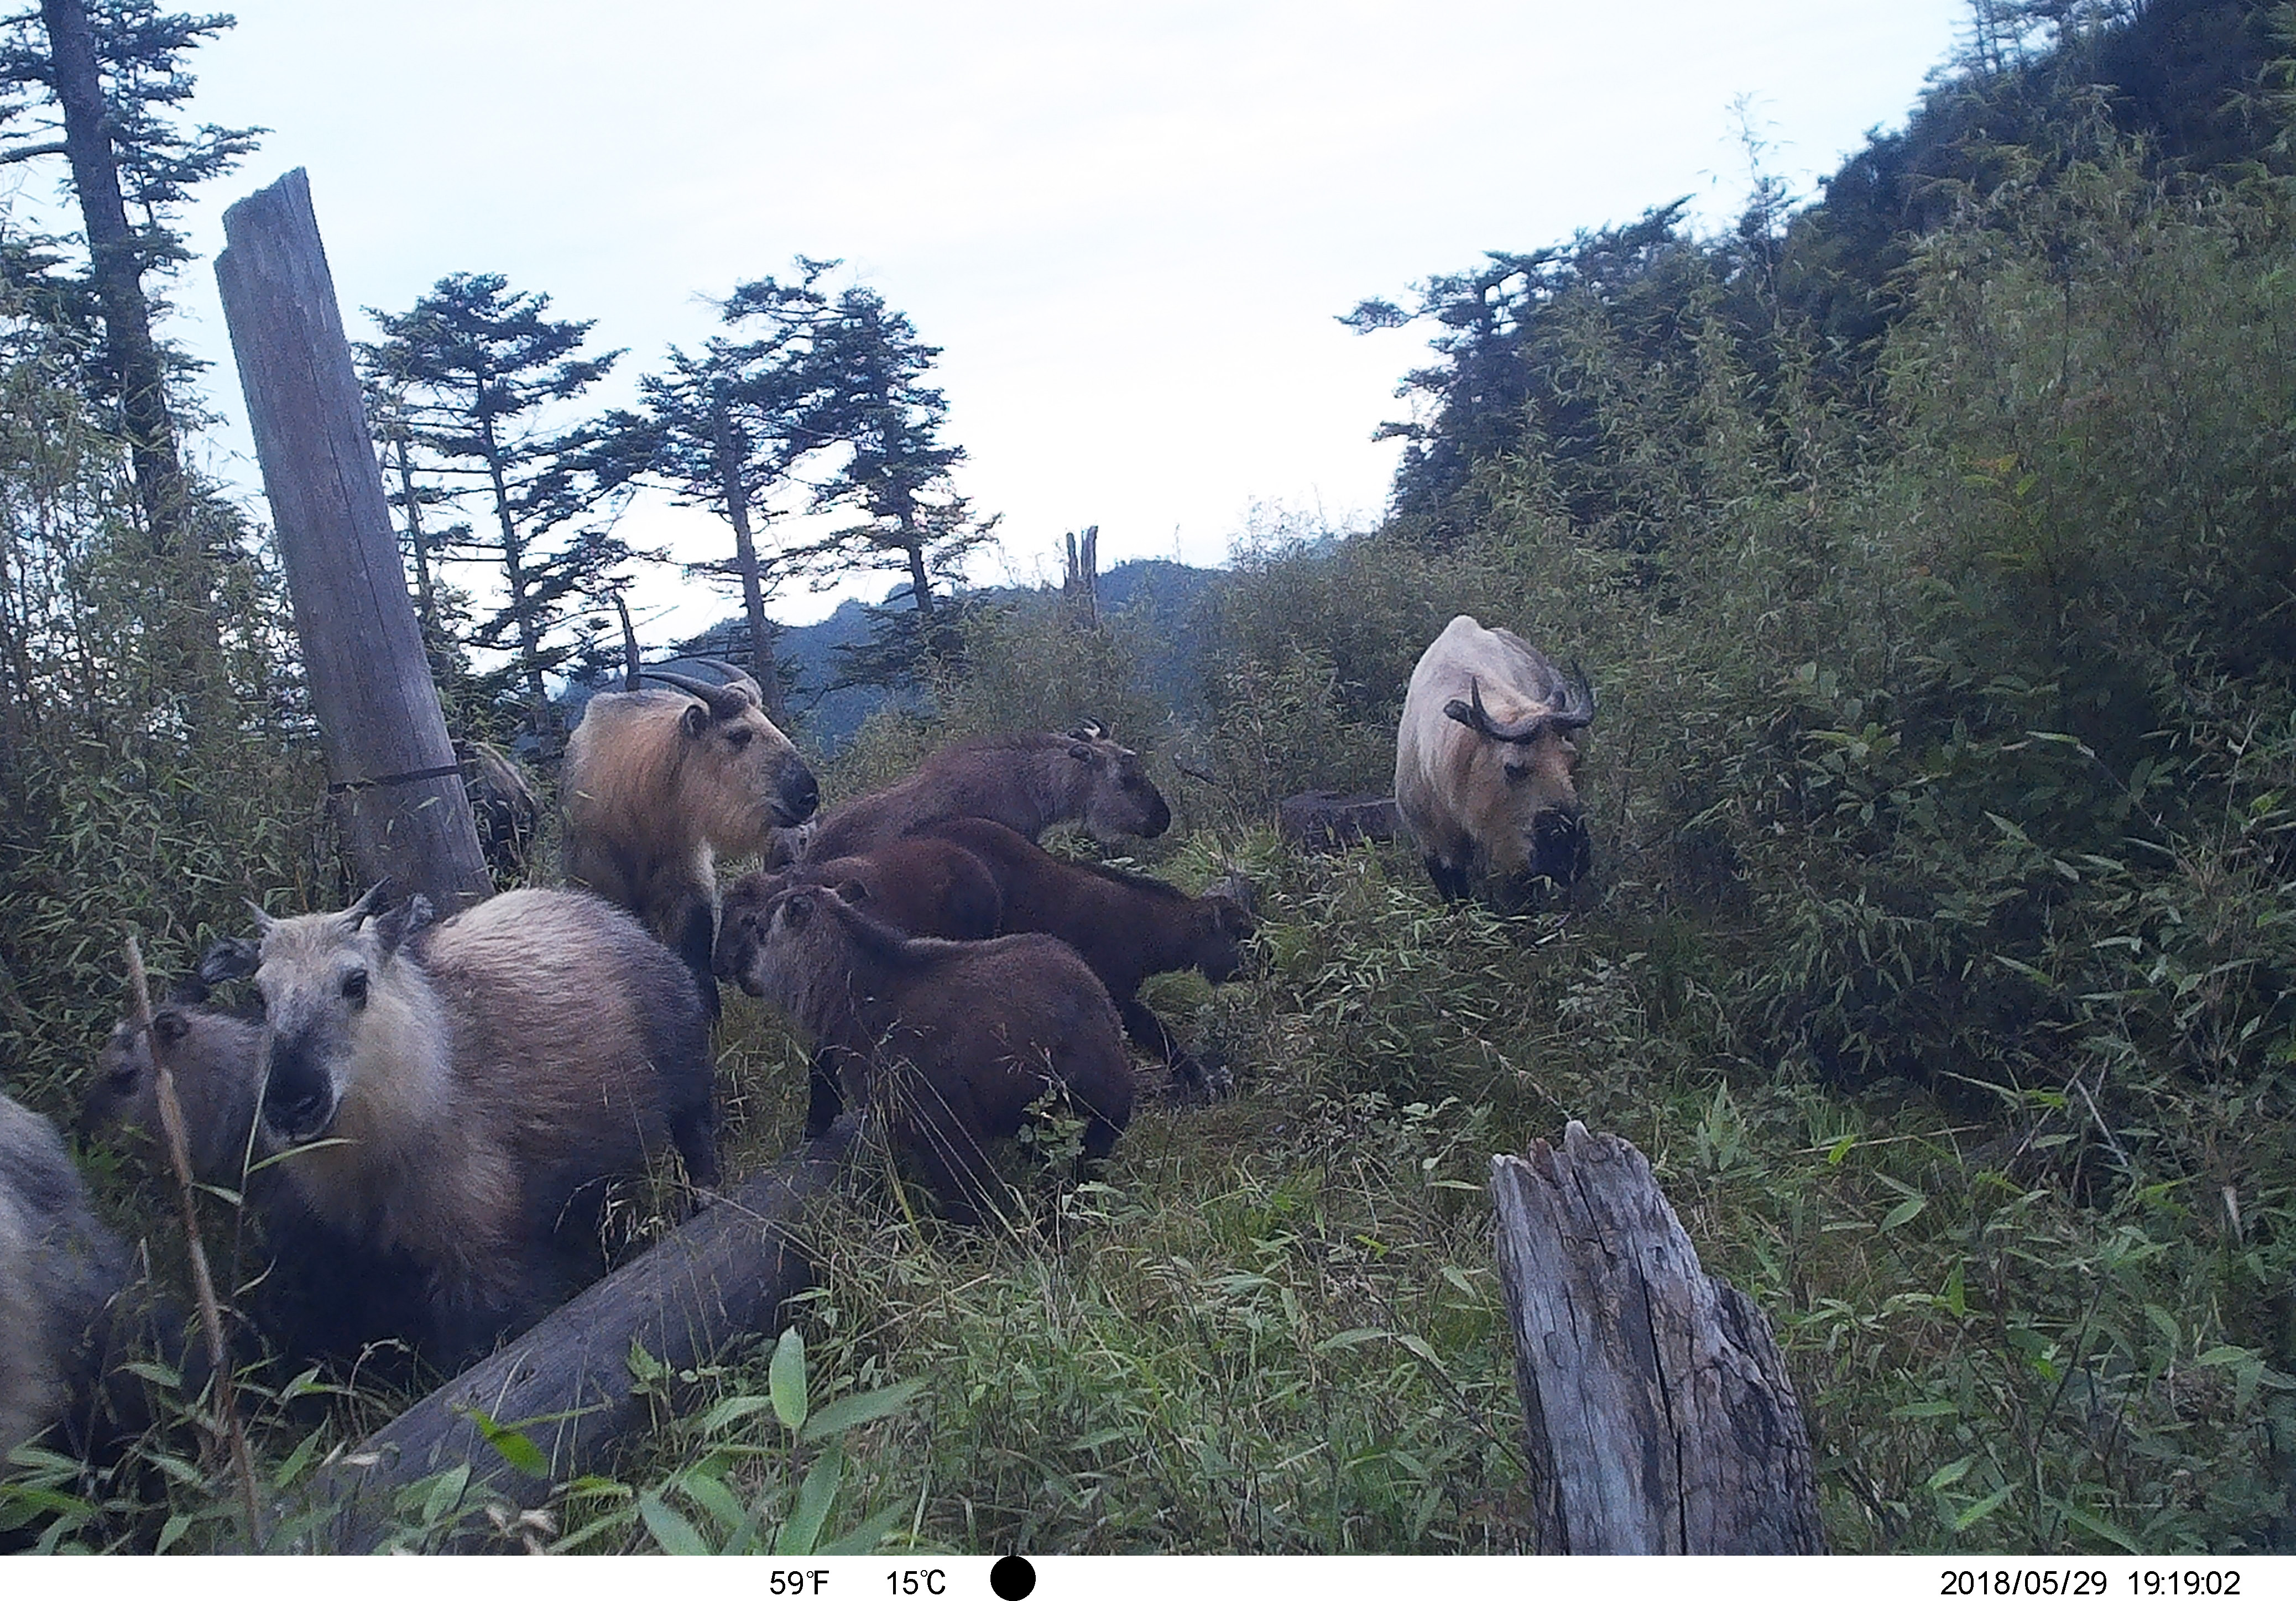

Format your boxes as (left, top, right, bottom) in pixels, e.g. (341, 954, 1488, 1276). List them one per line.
(1118, 996, 1232, 1099)
(1422, 853, 1475, 902)
(884, 1075, 1009, 1227)
(671, 892, 722, 1023)
(670, 1097, 722, 1189)
(803, 1045, 851, 1140)
(1068, 1064, 1135, 1167)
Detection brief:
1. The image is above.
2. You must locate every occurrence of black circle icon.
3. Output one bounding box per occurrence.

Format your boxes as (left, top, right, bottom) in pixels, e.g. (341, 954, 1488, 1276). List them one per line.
(989, 1555, 1037, 1600)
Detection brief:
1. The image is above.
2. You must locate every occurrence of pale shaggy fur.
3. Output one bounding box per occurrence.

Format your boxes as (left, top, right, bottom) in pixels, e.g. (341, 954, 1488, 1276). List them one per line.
(0, 1094, 128, 1461)
(801, 729, 1171, 863)
(254, 888, 717, 1357)
(1395, 614, 1589, 890)
(561, 688, 813, 962)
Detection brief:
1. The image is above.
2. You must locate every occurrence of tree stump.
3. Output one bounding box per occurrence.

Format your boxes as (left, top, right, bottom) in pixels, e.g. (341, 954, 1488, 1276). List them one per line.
(311, 1119, 855, 1552)
(1489, 1120, 1826, 1553)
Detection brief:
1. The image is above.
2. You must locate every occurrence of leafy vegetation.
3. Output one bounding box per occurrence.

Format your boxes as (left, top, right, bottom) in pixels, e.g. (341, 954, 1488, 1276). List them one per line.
(3, 0, 2293, 1558)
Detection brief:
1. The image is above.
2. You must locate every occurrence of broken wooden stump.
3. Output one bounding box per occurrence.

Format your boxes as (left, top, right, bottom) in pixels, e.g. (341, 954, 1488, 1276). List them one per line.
(311, 1119, 857, 1552)
(1277, 789, 1400, 852)
(1489, 1119, 1826, 1553)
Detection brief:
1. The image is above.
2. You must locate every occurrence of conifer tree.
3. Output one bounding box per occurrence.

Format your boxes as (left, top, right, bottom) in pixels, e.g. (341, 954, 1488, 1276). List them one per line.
(786, 286, 995, 658)
(0, 0, 260, 556)
(359, 273, 629, 737)
(590, 260, 839, 715)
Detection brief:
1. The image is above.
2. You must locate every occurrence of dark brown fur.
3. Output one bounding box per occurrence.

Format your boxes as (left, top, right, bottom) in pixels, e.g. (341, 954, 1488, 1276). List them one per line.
(729, 885, 1134, 1223)
(918, 819, 1255, 1097)
(719, 836, 1004, 953)
(718, 838, 1006, 1136)
(801, 728, 1171, 863)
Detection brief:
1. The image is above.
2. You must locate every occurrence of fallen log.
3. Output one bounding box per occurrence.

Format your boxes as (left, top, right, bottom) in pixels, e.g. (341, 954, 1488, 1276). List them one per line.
(1489, 1120, 1826, 1553)
(306, 1119, 857, 1552)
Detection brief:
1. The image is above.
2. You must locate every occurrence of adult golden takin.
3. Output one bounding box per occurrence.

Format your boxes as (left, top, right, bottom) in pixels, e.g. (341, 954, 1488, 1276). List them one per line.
(1395, 615, 1597, 903)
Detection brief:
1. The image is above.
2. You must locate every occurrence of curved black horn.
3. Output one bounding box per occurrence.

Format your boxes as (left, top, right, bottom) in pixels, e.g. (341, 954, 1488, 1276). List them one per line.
(614, 592, 642, 693)
(1471, 678, 1556, 743)
(674, 658, 765, 708)
(703, 660, 766, 707)
(1550, 660, 1597, 731)
(643, 671, 751, 721)
(1443, 677, 1557, 744)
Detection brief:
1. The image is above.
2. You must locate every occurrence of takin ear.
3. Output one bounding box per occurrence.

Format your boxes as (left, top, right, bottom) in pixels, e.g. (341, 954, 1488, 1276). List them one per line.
(197, 937, 260, 986)
(1068, 741, 1096, 761)
(832, 878, 871, 906)
(680, 702, 711, 740)
(777, 891, 815, 931)
(153, 1011, 191, 1046)
(371, 894, 436, 960)
(338, 881, 393, 932)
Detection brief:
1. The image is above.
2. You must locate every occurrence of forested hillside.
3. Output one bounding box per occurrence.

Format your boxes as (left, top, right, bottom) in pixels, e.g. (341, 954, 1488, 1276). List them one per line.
(2, 0, 2292, 1556)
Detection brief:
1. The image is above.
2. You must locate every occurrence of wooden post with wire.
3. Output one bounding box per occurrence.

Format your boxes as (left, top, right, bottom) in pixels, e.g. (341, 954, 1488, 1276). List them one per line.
(213, 168, 492, 912)
(1489, 1121, 1827, 1553)
(123, 935, 264, 1548)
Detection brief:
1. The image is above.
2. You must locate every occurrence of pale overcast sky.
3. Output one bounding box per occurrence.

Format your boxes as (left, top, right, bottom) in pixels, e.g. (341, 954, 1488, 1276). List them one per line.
(30, 2, 1973, 632)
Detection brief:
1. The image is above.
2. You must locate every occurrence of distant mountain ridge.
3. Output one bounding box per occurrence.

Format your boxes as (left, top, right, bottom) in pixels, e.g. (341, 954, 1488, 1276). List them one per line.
(667, 557, 1227, 752)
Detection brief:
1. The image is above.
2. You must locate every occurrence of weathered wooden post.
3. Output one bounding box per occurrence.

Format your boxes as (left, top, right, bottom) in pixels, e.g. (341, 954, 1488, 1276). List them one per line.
(214, 169, 492, 911)
(1490, 1120, 1827, 1553)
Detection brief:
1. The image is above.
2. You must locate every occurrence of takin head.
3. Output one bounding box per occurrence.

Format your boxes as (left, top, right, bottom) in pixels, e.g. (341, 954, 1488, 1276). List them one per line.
(1441, 671, 1596, 888)
(207, 886, 439, 1148)
(1061, 721, 1172, 843)
(1184, 890, 1260, 984)
(566, 662, 820, 865)
(645, 666, 820, 841)
(80, 972, 263, 1186)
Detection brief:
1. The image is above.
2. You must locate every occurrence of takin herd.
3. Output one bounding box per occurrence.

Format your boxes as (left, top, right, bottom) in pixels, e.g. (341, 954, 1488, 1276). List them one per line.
(0, 614, 1597, 1483)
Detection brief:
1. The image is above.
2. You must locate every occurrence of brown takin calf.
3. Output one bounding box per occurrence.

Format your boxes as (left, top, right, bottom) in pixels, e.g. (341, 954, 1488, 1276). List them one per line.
(919, 818, 1256, 1100)
(719, 836, 1004, 949)
(800, 723, 1170, 863)
(720, 883, 1134, 1223)
(718, 836, 1006, 1138)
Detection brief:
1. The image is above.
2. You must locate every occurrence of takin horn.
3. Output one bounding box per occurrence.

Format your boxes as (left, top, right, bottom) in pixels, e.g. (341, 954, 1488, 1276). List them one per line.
(1443, 677, 1555, 744)
(614, 592, 642, 693)
(1549, 660, 1597, 732)
(642, 670, 754, 722)
(700, 659, 768, 708)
